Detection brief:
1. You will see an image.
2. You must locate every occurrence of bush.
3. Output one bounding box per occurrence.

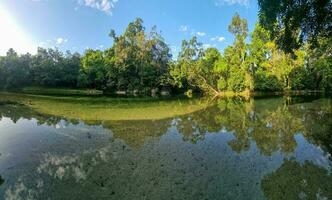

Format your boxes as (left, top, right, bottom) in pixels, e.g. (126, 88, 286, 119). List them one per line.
(227, 68, 246, 92)
(254, 69, 282, 91)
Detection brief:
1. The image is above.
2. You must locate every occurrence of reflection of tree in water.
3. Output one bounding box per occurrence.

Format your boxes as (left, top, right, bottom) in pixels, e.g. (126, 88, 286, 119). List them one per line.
(308, 113, 332, 157)
(297, 99, 332, 159)
(0, 103, 74, 126)
(103, 119, 172, 149)
(175, 97, 253, 146)
(219, 97, 305, 155)
(252, 106, 302, 155)
(220, 98, 254, 153)
(175, 96, 331, 156)
(0, 102, 172, 150)
(1, 97, 331, 157)
(176, 104, 221, 143)
(261, 159, 332, 200)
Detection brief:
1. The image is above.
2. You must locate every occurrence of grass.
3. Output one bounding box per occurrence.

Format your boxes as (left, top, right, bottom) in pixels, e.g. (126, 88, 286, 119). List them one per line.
(0, 92, 211, 121)
(22, 86, 103, 96)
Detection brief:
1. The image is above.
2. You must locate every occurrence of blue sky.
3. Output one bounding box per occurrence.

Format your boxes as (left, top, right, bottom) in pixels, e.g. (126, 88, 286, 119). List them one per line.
(0, 0, 259, 57)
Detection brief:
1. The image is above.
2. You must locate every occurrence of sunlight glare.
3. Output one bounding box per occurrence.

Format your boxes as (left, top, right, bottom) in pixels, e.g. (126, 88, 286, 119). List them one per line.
(0, 5, 37, 55)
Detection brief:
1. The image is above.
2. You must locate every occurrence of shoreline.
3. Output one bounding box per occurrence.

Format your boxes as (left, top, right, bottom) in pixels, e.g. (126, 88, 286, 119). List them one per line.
(0, 87, 330, 99)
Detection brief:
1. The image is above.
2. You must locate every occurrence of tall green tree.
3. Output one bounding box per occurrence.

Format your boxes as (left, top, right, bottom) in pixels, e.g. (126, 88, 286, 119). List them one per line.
(306, 37, 332, 91)
(109, 18, 171, 92)
(79, 49, 107, 89)
(170, 36, 203, 90)
(227, 13, 252, 92)
(258, 0, 332, 52)
(248, 25, 282, 91)
(0, 49, 31, 89)
(30, 48, 81, 88)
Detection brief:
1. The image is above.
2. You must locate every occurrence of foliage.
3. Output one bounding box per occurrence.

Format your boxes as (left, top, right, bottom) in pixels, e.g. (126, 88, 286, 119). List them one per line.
(307, 37, 332, 91)
(258, 0, 332, 53)
(170, 36, 204, 91)
(106, 19, 172, 92)
(0, 49, 31, 89)
(0, 15, 331, 96)
(22, 87, 102, 96)
(30, 48, 81, 87)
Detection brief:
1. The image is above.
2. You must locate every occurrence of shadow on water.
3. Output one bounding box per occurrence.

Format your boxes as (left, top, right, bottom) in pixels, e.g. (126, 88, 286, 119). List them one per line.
(0, 93, 331, 199)
(0, 176, 4, 186)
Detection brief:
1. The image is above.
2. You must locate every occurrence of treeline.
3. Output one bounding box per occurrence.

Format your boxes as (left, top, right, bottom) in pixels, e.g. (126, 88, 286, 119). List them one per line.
(0, 14, 331, 95)
(0, 48, 81, 89)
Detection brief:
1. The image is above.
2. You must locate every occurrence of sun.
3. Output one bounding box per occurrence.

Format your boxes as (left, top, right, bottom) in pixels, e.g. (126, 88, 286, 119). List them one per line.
(0, 4, 37, 55)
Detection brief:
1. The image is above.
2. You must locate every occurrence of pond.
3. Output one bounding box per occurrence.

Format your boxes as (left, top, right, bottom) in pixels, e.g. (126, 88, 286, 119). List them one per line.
(0, 93, 331, 200)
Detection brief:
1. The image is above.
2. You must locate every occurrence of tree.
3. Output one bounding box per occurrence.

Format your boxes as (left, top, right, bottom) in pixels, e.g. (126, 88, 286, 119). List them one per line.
(80, 49, 107, 90)
(30, 48, 81, 88)
(227, 13, 252, 92)
(0, 16, 329, 95)
(0, 49, 31, 89)
(248, 25, 282, 91)
(258, 0, 332, 53)
(306, 37, 332, 91)
(170, 36, 204, 90)
(192, 47, 222, 94)
(109, 18, 171, 92)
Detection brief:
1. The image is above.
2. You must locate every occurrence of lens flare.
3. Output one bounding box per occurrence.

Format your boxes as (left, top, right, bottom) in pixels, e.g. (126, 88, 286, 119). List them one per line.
(0, 4, 37, 55)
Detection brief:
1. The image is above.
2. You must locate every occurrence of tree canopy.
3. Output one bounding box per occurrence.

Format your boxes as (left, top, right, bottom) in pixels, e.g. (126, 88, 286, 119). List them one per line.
(258, 0, 332, 53)
(0, 15, 331, 96)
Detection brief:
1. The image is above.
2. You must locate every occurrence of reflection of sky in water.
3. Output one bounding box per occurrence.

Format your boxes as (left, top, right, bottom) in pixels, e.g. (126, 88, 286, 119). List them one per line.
(294, 134, 331, 169)
(0, 97, 331, 199)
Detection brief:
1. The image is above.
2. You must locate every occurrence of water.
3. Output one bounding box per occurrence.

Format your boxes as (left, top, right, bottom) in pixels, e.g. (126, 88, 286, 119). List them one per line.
(0, 94, 331, 200)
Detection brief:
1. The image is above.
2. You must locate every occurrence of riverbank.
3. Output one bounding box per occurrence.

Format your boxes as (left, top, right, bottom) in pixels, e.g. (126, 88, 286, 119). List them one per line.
(0, 92, 209, 121)
(21, 87, 103, 96)
(207, 90, 329, 99)
(3, 87, 330, 98)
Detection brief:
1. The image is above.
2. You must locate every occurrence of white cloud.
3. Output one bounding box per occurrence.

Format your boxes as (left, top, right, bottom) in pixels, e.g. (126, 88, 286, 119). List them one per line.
(80, 0, 119, 15)
(211, 36, 225, 42)
(179, 25, 188, 32)
(56, 37, 68, 45)
(38, 37, 68, 49)
(203, 43, 216, 49)
(179, 26, 207, 38)
(215, 0, 250, 7)
(196, 32, 206, 37)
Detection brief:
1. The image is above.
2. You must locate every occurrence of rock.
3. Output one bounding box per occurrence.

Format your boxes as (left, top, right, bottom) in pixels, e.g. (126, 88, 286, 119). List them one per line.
(116, 91, 126, 95)
(161, 90, 170, 96)
(151, 88, 159, 96)
(133, 89, 139, 96)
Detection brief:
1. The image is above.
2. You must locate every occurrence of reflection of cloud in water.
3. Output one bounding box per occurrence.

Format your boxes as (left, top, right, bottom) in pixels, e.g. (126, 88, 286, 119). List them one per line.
(37, 153, 86, 181)
(4, 146, 106, 199)
(5, 182, 29, 200)
(1, 96, 331, 199)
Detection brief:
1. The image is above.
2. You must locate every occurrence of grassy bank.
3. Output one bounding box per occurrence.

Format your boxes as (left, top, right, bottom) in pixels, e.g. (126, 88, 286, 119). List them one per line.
(214, 90, 329, 98)
(21, 87, 103, 96)
(0, 92, 210, 121)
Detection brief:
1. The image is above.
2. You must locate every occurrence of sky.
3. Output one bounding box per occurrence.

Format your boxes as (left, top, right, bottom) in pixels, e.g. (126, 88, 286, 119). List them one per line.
(0, 0, 259, 57)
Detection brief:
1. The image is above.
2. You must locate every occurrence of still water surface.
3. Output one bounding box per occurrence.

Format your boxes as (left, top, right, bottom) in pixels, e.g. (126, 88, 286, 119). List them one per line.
(0, 94, 331, 200)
